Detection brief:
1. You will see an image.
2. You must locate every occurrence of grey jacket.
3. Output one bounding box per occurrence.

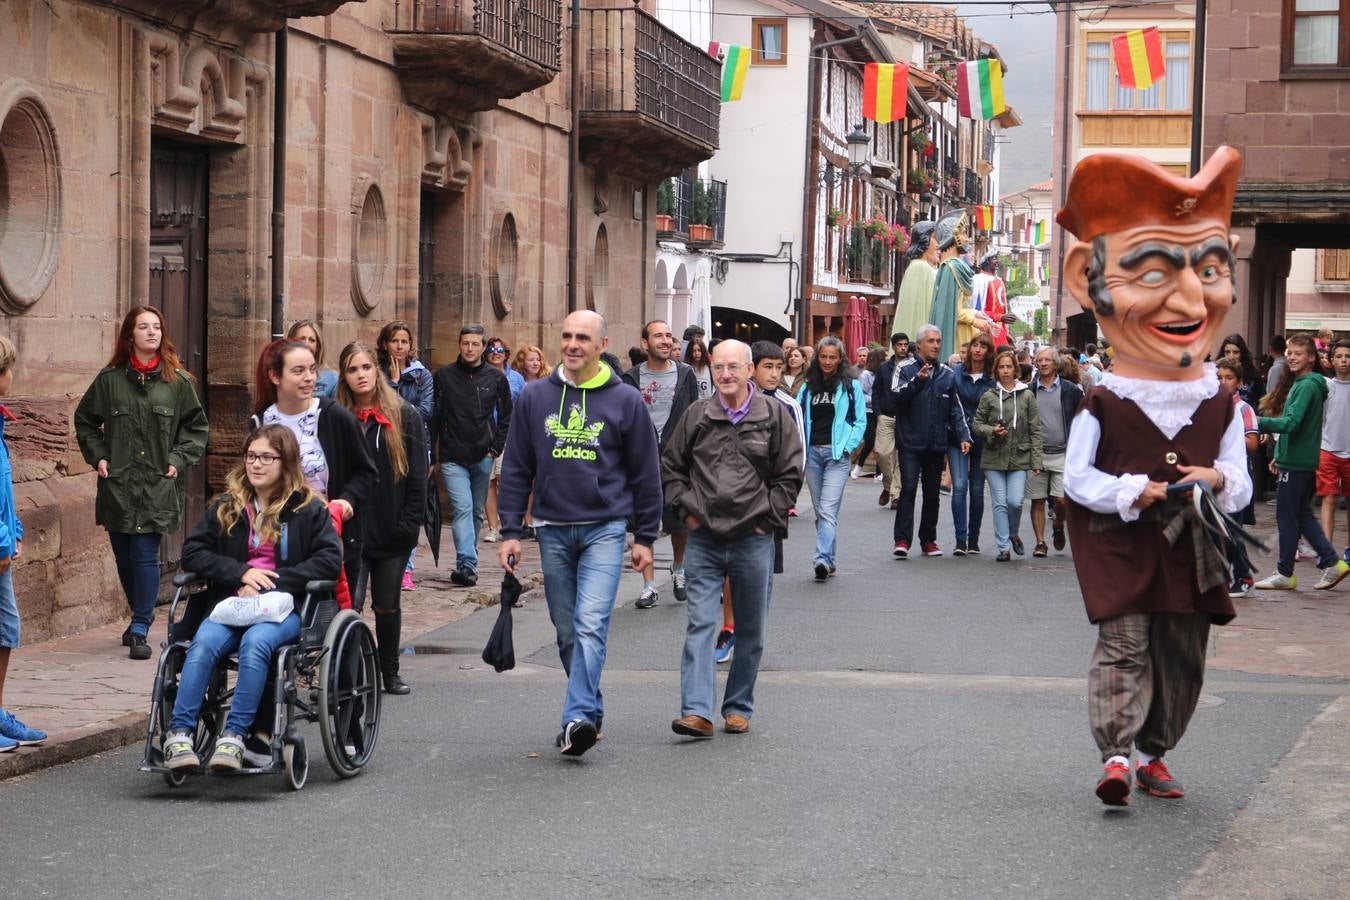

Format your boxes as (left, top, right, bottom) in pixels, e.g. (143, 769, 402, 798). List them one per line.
(972, 382, 1044, 472)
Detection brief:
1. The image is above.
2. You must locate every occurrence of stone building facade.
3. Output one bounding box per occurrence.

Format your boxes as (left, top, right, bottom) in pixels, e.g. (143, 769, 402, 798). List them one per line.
(1202, 0, 1350, 348)
(0, 0, 718, 640)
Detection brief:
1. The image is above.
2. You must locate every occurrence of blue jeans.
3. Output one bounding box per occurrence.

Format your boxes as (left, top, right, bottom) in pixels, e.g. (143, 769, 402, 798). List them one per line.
(1275, 469, 1337, 576)
(536, 520, 627, 728)
(441, 458, 493, 572)
(169, 613, 301, 735)
(0, 569, 19, 648)
(681, 528, 774, 721)
(803, 446, 850, 568)
(985, 469, 1028, 552)
(895, 450, 945, 545)
(109, 532, 162, 636)
(948, 441, 985, 544)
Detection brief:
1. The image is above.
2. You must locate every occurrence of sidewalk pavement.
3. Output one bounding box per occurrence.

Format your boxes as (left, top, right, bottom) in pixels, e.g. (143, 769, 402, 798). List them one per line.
(0, 531, 556, 780)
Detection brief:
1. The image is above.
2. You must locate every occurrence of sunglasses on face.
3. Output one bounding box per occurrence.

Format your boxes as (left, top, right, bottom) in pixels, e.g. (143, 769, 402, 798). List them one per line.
(488, 347, 507, 355)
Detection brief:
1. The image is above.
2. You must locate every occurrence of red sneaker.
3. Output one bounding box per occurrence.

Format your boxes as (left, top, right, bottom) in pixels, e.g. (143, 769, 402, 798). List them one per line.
(1095, 760, 1132, 806)
(921, 542, 943, 557)
(1135, 758, 1184, 798)
(892, 541, 909, 559)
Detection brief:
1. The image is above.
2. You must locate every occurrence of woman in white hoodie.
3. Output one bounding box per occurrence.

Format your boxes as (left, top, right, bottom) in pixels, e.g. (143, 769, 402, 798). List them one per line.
(973, 351, 1044, 561)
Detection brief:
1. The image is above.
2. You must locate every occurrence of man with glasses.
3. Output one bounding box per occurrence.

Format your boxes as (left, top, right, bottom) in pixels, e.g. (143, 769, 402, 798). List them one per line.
(431, 325, 513, 586)
(621, 320, 699, 607)
(497, 310, 661, 757)
(661, 339, 802, 737)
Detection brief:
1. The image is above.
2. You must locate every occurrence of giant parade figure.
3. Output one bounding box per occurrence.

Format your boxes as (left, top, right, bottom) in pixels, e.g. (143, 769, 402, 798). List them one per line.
(1057, 146, 1255, 806)
(928, 208, 993, 361)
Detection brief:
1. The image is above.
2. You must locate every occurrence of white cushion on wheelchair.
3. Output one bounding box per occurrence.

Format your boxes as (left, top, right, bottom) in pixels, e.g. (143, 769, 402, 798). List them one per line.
(208, 591, 295, 627)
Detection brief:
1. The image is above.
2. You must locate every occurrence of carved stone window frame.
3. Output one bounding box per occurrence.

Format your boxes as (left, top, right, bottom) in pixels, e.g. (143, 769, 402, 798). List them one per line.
(350, 181, 388, 316)
(0, 79, 63, 314)
(489, 211, 519, 320)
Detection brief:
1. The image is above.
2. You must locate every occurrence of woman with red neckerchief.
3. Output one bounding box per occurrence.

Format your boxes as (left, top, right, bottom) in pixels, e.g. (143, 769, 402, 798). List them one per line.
(74, 306, 209, 660)
(335, 341, 427, 695)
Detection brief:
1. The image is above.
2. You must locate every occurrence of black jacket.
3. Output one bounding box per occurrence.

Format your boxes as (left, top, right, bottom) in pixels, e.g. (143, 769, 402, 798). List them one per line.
(620, 360, 700, 450)
(358, 400, 429, 559)
(891, 357, 973, 453)
(432, 359, 513, 465)
(873, 355, 902, 417)
(175, 491, 342, 639)
(249, 397, 378, 554)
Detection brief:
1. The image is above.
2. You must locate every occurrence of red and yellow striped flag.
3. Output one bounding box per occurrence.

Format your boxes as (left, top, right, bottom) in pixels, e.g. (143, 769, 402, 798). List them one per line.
(862, 63, 909, 124)
(973, 205, 994, 230)
(1112, 27, 1166, 90)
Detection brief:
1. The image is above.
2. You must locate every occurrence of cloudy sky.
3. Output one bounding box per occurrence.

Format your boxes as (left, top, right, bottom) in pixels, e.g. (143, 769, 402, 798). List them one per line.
(953, 2, 1058, 195)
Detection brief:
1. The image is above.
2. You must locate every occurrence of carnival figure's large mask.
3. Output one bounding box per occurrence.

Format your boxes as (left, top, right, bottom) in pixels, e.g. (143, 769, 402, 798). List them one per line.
(1057, 147, 1242, 381)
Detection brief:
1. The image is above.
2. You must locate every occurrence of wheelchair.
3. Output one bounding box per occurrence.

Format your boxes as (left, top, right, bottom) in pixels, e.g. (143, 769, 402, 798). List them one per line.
(139, 572, 382, 791)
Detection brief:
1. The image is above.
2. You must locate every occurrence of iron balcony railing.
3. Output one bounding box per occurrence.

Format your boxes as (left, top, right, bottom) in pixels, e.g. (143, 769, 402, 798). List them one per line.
(392, 0, 562, 71)
(580, 6, 720, 148)
(661, 172, 727, 243)
(964, 168, 981, 204)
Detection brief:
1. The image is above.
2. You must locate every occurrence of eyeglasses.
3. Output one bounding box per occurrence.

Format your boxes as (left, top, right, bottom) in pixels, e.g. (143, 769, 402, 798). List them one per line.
(245, 452, 281, 465)
(487, 347, 507, 355)
(709, 363, 744, 374)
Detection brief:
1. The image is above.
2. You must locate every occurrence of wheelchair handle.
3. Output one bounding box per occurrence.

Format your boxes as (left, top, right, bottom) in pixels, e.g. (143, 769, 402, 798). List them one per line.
(306, 579, 337, 593)
(173, 571, 205, 588)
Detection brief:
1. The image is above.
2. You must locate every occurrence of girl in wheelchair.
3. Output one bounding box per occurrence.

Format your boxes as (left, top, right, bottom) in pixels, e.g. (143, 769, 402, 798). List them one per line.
(163, 424, 341, 772)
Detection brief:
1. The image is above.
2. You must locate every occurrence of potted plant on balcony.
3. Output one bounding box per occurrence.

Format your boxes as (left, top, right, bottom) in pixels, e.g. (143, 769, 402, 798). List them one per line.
(906, 169, 933, 195)
(656, 179, 675, 233)
(845, 223, 865, 282)
(689, 180, 713, 242)
(825, 207, 845, 230)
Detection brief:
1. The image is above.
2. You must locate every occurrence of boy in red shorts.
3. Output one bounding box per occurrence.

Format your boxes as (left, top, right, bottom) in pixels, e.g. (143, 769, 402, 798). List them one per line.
(1318, 340, 1350, 559)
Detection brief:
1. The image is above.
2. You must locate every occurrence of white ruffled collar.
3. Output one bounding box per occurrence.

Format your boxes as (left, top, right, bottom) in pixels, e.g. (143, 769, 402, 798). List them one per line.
(1098, 366, 1219, 440)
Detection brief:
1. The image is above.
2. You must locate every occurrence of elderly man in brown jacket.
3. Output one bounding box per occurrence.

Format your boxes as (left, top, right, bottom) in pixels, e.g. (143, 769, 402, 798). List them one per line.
(660, 339, 803, 738)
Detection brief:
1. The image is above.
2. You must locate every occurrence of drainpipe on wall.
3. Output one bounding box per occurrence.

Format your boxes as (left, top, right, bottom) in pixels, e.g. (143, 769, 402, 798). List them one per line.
(1052, 8, 1071, 344)
(1189, 0, 1207, 175)
(271, 25, 288, 339)
(567, 0, 581, 314)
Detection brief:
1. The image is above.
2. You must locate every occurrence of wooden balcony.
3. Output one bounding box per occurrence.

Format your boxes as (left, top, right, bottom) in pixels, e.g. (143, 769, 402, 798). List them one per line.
(579, 5, 720, 178)
(125, 0, 363, 33)
(390, 0, 562, 115)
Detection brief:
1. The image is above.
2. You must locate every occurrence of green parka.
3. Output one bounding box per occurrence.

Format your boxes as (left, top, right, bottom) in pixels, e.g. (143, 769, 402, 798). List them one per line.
(74, 364, 209, 534)
(972, 381, 1044, 472)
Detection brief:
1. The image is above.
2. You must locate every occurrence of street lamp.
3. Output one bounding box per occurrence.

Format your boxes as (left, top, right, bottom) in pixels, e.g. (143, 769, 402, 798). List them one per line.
(846, 123, 871, 172)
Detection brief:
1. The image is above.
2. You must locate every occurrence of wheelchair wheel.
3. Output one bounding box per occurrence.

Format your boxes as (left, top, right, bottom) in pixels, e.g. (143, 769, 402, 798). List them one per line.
(163, 769, 188, 789)
(153, 645, 225, 768)
(318, 610, 382, 778)
(283, 735, 308, 791)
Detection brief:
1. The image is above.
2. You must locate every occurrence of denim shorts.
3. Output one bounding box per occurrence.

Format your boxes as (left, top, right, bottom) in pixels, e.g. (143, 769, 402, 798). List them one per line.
(0, 569, 19, 648)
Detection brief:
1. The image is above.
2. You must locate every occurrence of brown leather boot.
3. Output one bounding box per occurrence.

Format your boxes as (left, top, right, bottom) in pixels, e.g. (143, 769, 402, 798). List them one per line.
(671, 715, 714, 738)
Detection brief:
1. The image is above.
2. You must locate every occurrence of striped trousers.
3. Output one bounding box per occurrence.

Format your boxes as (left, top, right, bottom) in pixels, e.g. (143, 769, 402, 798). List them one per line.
(1088, 612, 1211, 762)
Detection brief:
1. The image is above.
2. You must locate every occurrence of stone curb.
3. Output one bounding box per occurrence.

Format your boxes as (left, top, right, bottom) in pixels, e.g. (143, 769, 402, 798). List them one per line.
(0, 711, 148, 782)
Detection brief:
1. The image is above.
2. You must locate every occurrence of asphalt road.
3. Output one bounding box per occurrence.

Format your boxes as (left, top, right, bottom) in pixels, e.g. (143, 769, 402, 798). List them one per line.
(3, 480, 1344, 898)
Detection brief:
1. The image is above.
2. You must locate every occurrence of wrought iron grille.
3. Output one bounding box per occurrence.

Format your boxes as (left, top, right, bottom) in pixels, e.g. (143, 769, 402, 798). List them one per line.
(396, 0, 562, 71)
(582, 8, 720, 148)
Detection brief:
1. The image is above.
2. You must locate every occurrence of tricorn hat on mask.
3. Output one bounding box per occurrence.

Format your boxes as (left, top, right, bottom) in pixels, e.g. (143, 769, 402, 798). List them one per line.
(1056, 146, 1242, 241)
(934, 208, 968, 251)
(904, 220, 937, 260)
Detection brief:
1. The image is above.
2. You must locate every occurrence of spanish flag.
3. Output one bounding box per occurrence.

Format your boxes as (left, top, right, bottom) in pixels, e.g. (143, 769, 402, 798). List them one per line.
(718, 45, 750, 102)
(1112, 27, 1166, 90)
(973, 205, 994, 230)
(862, 63, 909, 124)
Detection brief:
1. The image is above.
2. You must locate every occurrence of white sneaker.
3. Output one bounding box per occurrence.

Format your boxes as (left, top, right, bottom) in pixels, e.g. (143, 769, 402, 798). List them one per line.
(1315, 560, 1350, 590)
(1296, 541, 1315, 562)
(208, 732, 245, 771)
(1253, 572, 1297, 591)
(483, 528, 500, 544)
(850, 466, 865, 479)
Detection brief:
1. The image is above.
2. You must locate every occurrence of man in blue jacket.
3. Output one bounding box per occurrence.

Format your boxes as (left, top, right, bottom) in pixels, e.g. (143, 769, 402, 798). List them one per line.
(497, 310, 662, 758)
(891, 324, 971, 558)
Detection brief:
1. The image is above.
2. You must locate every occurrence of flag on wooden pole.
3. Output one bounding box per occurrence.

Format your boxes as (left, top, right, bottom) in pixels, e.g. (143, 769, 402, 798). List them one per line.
(1112, 27, 1166, 90)
(718, 45, 750, 102)
(956, 59, 1006, 120)
(862, 63, 909, 124)
(973, 205, 994, 230)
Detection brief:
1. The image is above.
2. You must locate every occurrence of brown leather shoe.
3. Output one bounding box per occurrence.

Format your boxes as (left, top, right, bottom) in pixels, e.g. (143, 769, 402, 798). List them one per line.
(1033, 541, 1049, 558)
(889, 498, 900, 510)
(671, 715, 714, 738)
(1052, 527, 1066, 552)
(723, 714, 750, 734)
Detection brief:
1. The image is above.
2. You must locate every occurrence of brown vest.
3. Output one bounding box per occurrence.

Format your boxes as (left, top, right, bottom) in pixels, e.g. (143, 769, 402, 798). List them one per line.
(1066, 386, 1236, 625)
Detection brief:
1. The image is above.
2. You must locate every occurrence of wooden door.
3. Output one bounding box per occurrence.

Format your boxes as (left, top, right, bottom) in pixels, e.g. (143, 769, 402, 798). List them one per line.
(148, 143, 209, 564)
(418, 191, 437, 360)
